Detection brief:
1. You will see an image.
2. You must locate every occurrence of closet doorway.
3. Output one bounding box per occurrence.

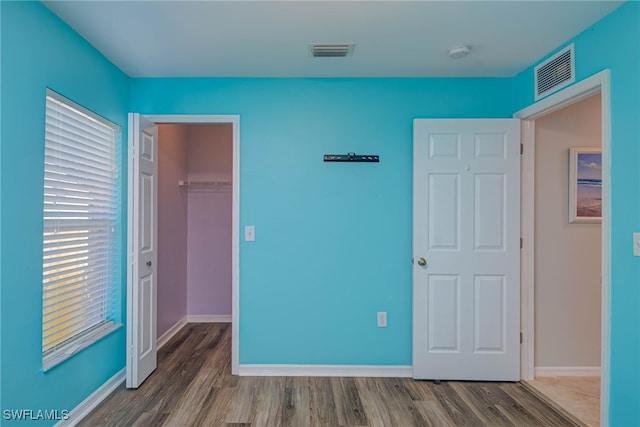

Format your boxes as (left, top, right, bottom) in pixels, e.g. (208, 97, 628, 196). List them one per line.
(137, 115, 240, 376)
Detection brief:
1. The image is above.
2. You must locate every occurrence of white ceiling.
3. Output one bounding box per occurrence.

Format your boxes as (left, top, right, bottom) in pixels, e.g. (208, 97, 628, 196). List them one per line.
(43, 1, 624, 78)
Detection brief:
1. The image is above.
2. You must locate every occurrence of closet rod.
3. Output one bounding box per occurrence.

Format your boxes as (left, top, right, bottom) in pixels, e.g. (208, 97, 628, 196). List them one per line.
(178, 180, 232, 187)
(178, 180, 232, 192)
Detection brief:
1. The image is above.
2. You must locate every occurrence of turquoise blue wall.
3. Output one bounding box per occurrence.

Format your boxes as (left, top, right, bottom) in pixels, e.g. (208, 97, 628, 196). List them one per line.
(2, 0, 638, 425)
(130, 77, 513, 365)
(0, 0, 4, 418)
(512, 3, 640, 425)
(0, 2, 129, 424)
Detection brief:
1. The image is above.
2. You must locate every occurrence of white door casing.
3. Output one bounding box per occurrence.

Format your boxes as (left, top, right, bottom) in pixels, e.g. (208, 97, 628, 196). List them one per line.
(413, 119, 520, 381)
(126, 113, 158, 388)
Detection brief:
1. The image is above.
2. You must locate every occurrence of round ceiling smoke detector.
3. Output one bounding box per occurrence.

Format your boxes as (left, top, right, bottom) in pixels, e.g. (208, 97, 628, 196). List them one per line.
(449, 45, 470, 59)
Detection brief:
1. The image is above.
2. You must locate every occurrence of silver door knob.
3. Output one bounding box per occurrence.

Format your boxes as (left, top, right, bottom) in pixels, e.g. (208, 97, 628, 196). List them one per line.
(146, 261, 152, 267)
(417, 257, 427, 267)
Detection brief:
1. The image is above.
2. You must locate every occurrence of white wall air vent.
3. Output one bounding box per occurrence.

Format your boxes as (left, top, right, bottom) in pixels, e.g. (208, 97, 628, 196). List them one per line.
(534, 44, 575, 100)
(309, 43, 354, 58)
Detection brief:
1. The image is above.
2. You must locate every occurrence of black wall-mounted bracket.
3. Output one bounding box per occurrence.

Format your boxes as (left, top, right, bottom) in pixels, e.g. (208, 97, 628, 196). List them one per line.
(323, 152, 379, 163)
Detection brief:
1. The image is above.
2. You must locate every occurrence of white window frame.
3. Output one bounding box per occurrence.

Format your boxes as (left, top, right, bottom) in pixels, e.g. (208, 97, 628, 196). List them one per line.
(42, 89, 122, 371)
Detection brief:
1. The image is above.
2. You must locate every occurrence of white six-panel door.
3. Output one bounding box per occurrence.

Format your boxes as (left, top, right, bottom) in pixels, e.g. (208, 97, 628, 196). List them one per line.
(126, 113, 158, 388)
(413, 119, 520, 381)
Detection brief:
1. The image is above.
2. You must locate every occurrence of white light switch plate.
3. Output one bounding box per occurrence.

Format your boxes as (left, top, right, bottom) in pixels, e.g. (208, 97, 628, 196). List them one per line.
(245, 226, 255, 242)
(634, 232, 640, 256)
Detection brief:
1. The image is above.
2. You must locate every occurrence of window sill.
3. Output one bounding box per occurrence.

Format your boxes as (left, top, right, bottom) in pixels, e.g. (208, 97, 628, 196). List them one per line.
(43, 322, 123, 372)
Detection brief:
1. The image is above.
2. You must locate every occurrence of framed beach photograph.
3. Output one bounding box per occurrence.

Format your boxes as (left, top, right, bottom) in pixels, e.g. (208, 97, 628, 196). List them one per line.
(569, 147, 602, 224)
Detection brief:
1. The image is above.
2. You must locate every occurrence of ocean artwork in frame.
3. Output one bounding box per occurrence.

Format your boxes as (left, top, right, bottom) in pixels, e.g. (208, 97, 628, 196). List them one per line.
(569, 147, 602, 224)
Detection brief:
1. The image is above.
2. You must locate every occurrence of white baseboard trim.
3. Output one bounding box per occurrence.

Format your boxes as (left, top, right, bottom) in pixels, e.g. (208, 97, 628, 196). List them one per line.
(535, 366, 601, 377)
(187, 314, 232, 323)
(157, 316, 188, 350)
(55, 369, 125, 427)
(239, 364, 413, 378)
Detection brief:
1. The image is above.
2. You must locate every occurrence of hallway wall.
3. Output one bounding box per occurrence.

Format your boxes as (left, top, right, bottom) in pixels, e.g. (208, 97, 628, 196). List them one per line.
(534, 94, 602, 368)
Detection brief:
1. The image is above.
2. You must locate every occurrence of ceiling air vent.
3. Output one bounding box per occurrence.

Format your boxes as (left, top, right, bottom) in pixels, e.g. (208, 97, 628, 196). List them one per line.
(309, 43, 354, 58)
(534, 44, 575, 100)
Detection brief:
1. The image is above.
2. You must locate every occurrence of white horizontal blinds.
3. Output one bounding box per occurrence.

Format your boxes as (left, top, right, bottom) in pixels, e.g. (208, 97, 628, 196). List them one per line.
(42, 90, 120, 363)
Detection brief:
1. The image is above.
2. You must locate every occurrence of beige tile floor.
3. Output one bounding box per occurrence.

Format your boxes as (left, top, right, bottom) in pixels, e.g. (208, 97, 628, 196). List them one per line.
(526, 376, 600, 427)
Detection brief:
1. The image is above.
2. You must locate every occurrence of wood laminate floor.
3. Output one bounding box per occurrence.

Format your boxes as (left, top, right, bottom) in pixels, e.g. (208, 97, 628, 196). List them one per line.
(81, 323, 585, 427)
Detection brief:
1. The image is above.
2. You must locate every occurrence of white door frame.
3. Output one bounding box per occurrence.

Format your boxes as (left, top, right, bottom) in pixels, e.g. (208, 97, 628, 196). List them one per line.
(138, 114, 240, 375)
(514, 70, 610, 426)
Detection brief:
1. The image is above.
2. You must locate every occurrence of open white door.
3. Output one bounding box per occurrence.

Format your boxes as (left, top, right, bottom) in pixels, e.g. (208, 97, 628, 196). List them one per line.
(413, 119, 520, 381)
(126, 113, 158, 388)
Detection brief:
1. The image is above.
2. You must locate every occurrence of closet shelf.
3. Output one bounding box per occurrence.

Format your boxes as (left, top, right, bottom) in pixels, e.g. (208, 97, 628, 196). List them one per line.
(178, 180, 232, 192)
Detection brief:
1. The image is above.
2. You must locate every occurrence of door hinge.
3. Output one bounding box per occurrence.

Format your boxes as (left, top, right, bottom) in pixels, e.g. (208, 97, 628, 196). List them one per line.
(520, 332, 523, 344)
(520, 143, 523, 155)
(520, 238, 523, 249)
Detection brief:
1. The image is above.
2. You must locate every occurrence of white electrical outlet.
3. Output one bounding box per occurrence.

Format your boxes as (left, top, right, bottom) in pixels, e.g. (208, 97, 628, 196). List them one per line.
(634, 232, 640, 257)
(377, 312, 387, 328)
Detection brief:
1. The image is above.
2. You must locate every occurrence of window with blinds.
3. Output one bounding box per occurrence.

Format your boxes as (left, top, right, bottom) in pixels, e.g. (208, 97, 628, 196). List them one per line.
(42, 89, 122, 371)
